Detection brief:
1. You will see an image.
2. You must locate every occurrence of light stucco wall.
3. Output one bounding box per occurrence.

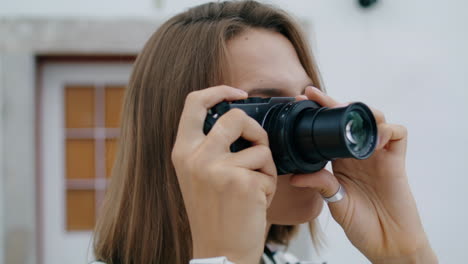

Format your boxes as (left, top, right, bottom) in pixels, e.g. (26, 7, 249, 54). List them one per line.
(0, 18, 162, 264)
(1, 53, 36, 264)
(0, 50, 5, 264)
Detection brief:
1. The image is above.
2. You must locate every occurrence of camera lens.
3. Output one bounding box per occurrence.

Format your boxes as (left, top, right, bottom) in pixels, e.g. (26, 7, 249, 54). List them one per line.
(294, 102, 377, 162)
(262, 100, 377, 174)
(345, 110, 371, 153)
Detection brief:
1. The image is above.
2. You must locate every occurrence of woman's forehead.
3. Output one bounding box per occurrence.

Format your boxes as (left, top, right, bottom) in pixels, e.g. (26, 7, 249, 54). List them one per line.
(226, 28, 311, 95)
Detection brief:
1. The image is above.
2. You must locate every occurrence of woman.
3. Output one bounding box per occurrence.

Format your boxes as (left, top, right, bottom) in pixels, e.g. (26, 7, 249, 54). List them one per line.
(92, 1, 438, 263)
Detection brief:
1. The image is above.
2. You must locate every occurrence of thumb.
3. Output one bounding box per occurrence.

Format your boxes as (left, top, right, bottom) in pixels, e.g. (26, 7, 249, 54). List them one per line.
(289, 169, 341, 199)
(290, 169, 350, 225)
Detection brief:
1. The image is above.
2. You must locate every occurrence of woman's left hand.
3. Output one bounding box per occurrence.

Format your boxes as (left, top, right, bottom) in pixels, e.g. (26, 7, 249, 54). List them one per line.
(291, 87, 438, 263)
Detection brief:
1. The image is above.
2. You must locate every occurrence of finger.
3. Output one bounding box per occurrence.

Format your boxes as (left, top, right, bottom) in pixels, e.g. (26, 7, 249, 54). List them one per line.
(289, 169, 342, 201)
(290, 170, 350, 225)
(323, 94, 385, 125)
(376, 123, 392, 150)
(334, 104, 386, 124)
(204, 108, 269, 153)
(376, 123, 408, 153)
(295, 95, 308, 101)
(304, 86, 340, 107)
(304, 87, 386, 124)
(226, 144, 277, 177)
(176, 85, 248, 148)
(368, 106, 386, 124)
(228, 147, 278, 206)
(244, 169, 277, 207)
(331, 102, 351, 108)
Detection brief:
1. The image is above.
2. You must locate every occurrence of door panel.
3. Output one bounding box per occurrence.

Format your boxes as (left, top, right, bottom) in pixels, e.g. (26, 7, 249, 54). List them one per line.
(40, 63, 132, 264)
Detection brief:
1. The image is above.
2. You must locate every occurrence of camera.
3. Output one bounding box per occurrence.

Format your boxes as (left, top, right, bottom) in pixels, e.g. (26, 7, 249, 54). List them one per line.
(203, 97, 377, 174)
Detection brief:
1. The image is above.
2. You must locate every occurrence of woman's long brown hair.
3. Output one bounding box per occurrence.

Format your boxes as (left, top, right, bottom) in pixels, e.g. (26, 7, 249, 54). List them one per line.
(93, 1, 324, 263)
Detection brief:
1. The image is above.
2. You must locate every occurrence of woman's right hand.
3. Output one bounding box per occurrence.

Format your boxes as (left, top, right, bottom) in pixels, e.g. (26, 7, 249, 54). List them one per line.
(171, 85, 278, 264)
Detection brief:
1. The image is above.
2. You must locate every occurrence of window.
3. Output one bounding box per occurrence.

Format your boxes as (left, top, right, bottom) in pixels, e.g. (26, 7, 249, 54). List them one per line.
(64, 84, 125, 231)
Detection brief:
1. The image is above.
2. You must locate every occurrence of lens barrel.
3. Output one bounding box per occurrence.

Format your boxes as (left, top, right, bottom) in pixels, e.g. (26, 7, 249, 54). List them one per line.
(263, 100, 377, 174)
(295, 102, 377, 162)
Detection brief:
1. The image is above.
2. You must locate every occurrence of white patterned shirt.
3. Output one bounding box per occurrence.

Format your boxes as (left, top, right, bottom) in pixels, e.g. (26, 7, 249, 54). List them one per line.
(90, 245, 327, 264)
(261, 244, 326, 264)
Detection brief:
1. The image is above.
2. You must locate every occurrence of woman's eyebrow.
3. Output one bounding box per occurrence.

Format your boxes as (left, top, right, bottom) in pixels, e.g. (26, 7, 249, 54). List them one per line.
(248, 84, 312, 96)
(247, 88, 285, 96)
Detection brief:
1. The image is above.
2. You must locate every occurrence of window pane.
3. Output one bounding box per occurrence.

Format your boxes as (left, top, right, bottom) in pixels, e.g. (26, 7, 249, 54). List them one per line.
(105, 86, 125, 128)
(66, 190, 95, 231)
(65, 86, 95, 128)
(66, 139, 95, 179)
(105, 139, 118, 178)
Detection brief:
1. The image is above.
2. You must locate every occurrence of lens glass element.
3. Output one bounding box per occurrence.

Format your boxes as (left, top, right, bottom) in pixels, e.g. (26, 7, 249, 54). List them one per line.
(345, 110, 370, 152)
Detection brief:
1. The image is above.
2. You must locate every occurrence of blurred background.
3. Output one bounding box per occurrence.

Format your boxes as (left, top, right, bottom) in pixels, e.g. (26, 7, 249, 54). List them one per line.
(0, 0, 467, 263)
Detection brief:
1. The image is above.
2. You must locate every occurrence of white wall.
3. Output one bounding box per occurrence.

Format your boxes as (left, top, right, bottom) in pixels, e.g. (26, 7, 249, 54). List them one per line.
(0, 52, 5, 264)
(1, 0, 467, 263)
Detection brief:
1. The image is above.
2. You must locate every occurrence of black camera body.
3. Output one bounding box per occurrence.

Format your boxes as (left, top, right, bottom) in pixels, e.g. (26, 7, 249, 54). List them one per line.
(204, 97, 377, 175)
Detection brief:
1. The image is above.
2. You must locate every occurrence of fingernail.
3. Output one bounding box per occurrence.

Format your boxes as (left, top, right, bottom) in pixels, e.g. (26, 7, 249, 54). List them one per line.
(311, 87, 323, 94)
(335, 102, 350, 108)
(237, 89, 248, 96)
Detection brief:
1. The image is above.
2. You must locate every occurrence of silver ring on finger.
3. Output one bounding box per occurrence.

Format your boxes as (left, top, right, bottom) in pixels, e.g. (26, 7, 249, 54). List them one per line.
(323, 183, 346, 203)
